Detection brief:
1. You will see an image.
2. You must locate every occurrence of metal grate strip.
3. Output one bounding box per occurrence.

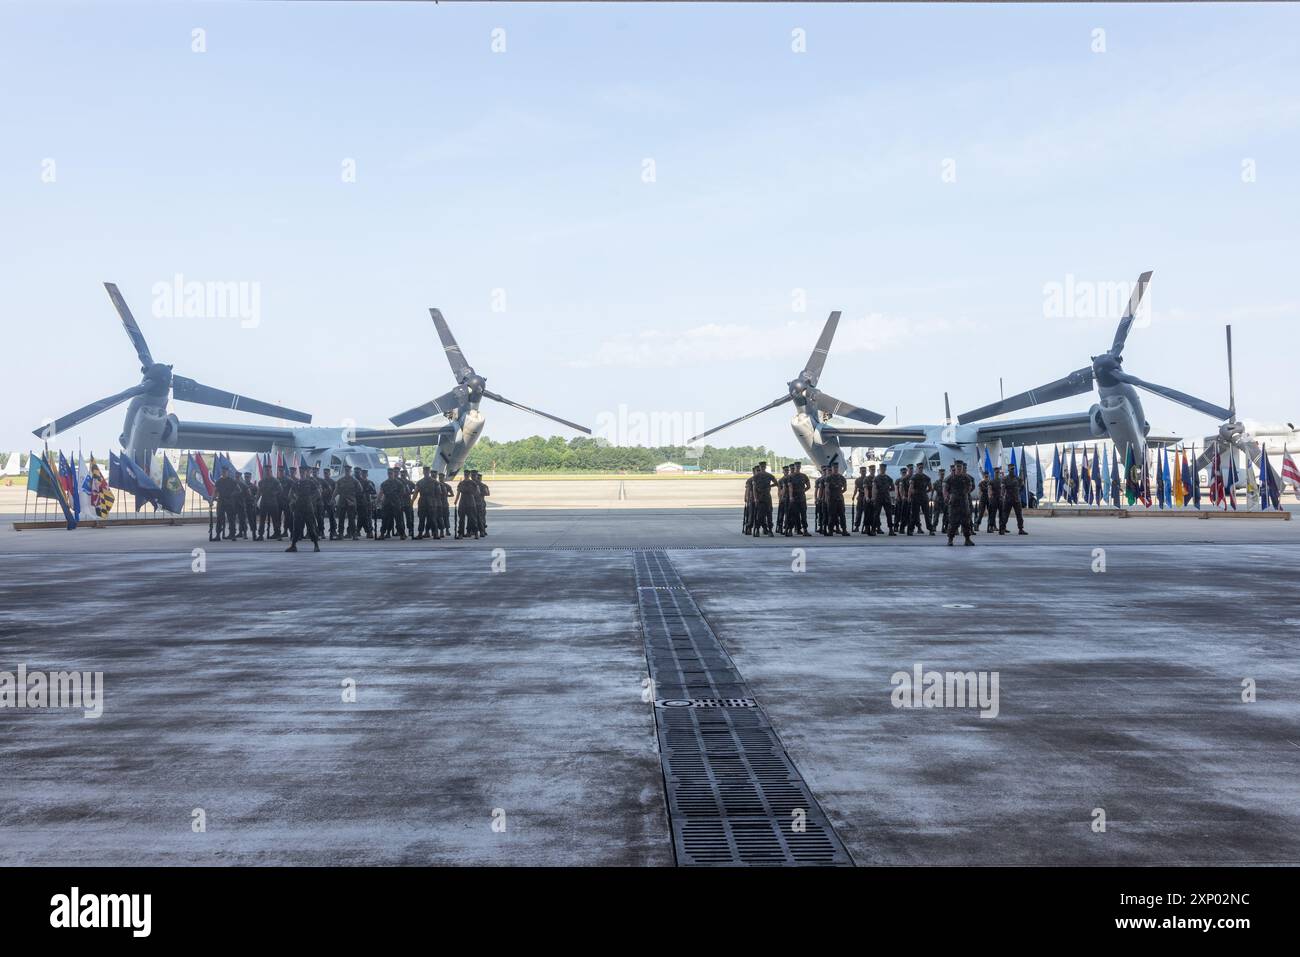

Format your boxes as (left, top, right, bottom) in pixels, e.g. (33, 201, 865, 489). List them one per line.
(634, 550, 853, 866)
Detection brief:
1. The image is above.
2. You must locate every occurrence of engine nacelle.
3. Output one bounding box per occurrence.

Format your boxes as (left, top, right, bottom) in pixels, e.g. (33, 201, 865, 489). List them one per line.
(1088, 404, 1108, 438)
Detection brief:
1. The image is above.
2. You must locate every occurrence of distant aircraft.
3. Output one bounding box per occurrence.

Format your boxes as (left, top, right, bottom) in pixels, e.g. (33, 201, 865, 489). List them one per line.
(687, 310, 1147, 471)
(957, 271, 1228, 467)
(33, 284, 589, 477)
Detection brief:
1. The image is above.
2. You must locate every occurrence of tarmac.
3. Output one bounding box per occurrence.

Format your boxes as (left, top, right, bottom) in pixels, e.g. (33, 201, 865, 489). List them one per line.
(1, 507, 1298, 865)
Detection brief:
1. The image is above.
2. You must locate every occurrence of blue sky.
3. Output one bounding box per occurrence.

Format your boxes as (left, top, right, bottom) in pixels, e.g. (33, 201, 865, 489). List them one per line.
(1, 1, 1297, 457)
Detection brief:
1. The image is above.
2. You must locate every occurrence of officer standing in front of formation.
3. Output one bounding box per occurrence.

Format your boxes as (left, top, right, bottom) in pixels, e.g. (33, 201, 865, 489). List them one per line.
(214, 465, 240, 542)
(933, 467, 947, 537)
(910, 463, 934, 535)
(776, 465, 790, 534)
(987, 466, 1003, 533)
(823, 463, 849, 536)
(750, 461, 777, 537)
(786, 462, 810, 536)
(945, 461, 976, 546)
(873, 464, 894, 535)
(415, 466, 438, 539)
(455, 470, 481, 539)
(334, 464, 360, 540)
(285, 466, 321, 552)
(320, 466, 338, 540)
(257, 466, 281, 541)
(999, 462, 1029, 535)
(853, 466, 870, 533)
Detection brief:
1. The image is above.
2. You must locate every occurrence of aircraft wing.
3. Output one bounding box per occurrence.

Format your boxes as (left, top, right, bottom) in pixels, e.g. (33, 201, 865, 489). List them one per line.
(352, 425, 458, 448)
(168, 421, 299, 452)
(819, 426, 929, 447)
(973, 412, 1098, 447)
(1145, 434, 1183, 448)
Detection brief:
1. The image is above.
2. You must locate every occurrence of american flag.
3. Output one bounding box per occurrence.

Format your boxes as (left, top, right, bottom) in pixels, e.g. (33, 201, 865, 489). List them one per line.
(1282, 446, 1300, 495)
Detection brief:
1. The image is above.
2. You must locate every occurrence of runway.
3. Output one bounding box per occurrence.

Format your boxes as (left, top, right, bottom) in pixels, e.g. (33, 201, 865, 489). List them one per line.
(1, 509, 1298, 865)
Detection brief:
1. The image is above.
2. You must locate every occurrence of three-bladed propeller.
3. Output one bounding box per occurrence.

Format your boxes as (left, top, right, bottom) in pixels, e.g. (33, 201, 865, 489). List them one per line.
(389, 308, 591, 434)
(687, 311, 885, 444)
(32, 283, 312, 440)
(957, 271, 1232, 425)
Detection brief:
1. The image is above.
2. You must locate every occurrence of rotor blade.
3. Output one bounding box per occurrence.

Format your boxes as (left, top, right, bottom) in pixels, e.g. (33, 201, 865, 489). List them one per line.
(430, 309, 471, 379)
(171, 375, 313, 423)
(944, 391, 952, 425)
(687, 395, 792, 444)
(389, 387, 465, 427)
(811, 390, 885, 425)
(801, 311, 842, 385)
(104, 282, 154, 368)
(33, 383, 148, 439)
(481, 389, 591, 434)
(1109, 270, 1154, 357)
(1225, 325, 1236, 420)
(957, 367, 1094, 423)
(1111, 371, 1232, 421)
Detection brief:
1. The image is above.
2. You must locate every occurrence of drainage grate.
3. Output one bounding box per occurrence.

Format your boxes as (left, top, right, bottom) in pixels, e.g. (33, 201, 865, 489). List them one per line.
(634, 550, 853, 867)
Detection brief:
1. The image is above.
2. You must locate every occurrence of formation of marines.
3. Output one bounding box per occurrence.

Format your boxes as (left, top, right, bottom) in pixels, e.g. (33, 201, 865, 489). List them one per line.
(210, 462, 493, 551)
(744, 460, 1030, 545)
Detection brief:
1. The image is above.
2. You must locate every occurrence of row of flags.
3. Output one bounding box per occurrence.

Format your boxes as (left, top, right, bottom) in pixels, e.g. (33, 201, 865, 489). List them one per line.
(25, 449, 116, 530)
(1045, 442, 1297, 511)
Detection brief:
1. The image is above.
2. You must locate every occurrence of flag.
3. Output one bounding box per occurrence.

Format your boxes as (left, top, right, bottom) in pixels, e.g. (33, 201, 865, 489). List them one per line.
(114, 452, 162, 511)
(1191, 447, 1201, 508)
(1180, 450, 1193, 506)
(1139, 449, 1152, 507)
(1124, 446, 1138, 506)
(1209, 446, 1223, 506)
(1068, 447, 1079, 503)
(28, 449, 77, 528)
(1172, 450, 1185, 506)
(1227, 452, 1238, 510)
(76, 452, 94, 519)
(186, 452, 215, 502)
(1019, 446, 1029, 505)
(1051, 445, 1063, 501)
(159, 456, 186, 513)
(1110, 446, 1121, 506)
(983, 446, 994, 484)
(83, 455, 114, 518)
(1282, 445, 1300, 498)
(276, 450, 286, 475)
(1080, 447, 1093, 504)
(1259, 450, 1282, 511)
(62, 452, 82, 524)
(1100, 448, 1111, 504)
(1156, 448, 1168, 508)
(1033, 447, 1044, 503)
